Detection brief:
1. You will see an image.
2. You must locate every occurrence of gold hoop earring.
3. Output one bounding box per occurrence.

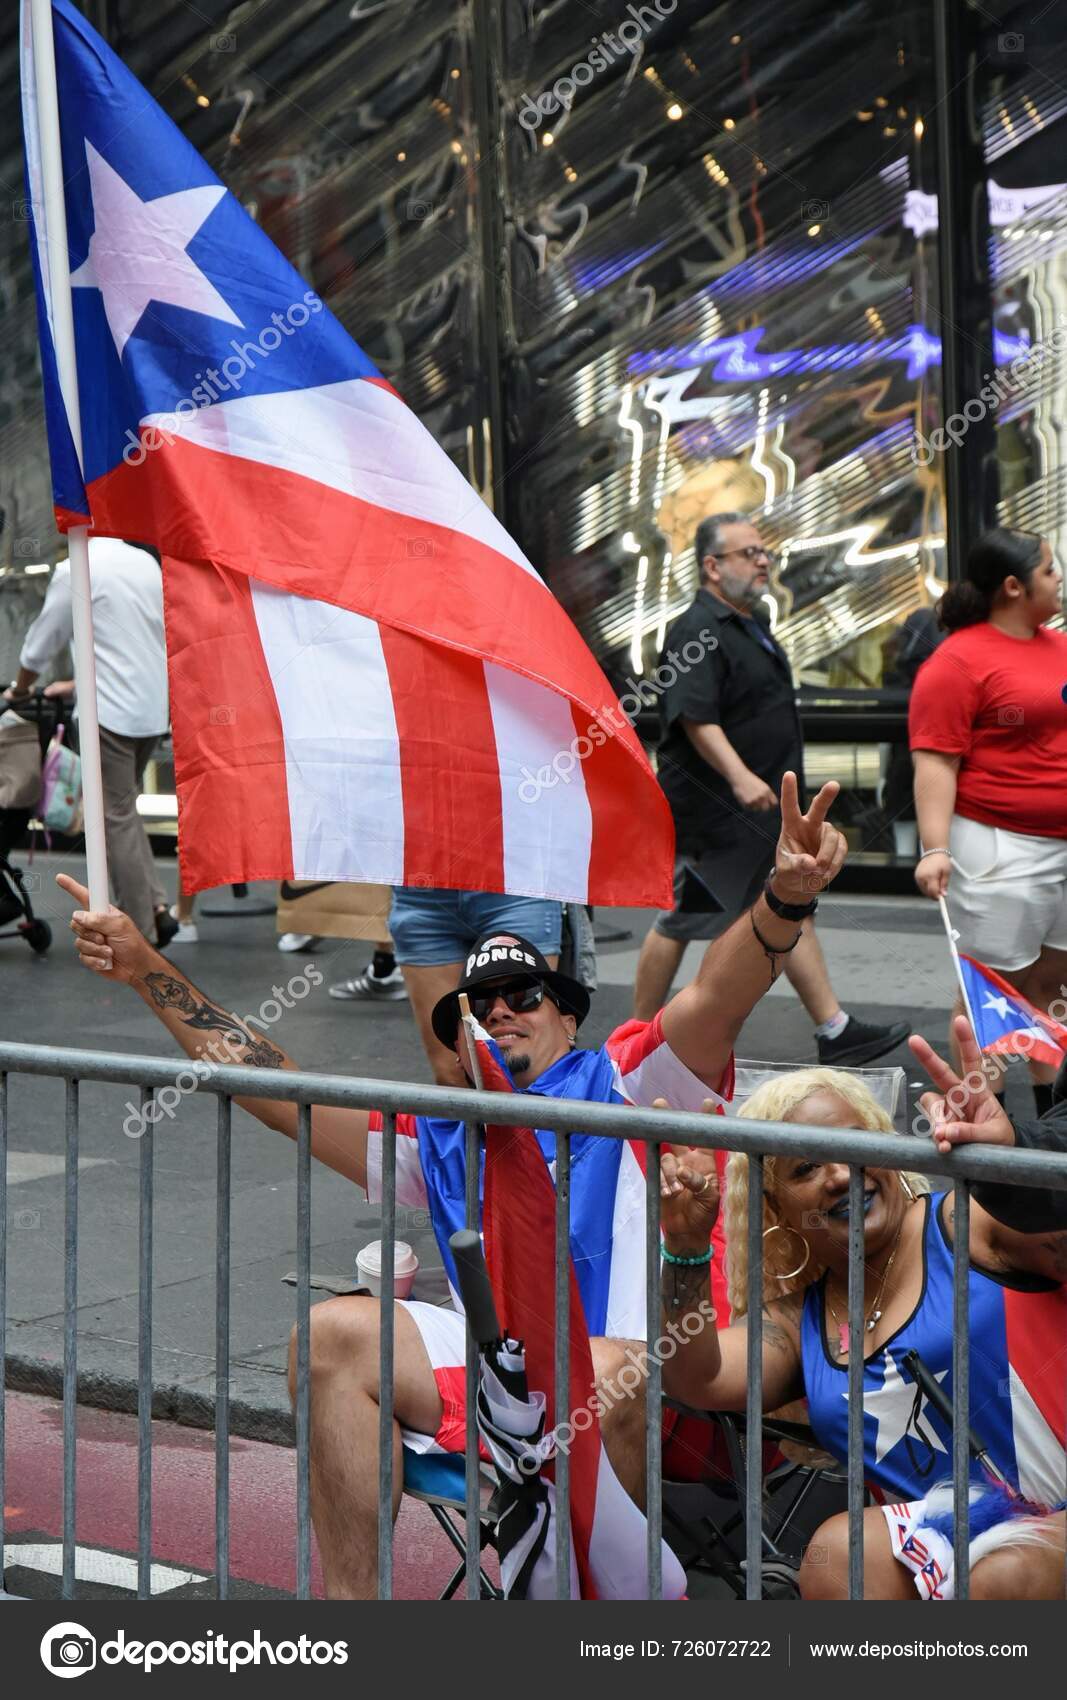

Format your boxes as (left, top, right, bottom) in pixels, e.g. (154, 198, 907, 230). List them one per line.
(762, 1222, 811, 1281)
(899, 1174, 917, 1203)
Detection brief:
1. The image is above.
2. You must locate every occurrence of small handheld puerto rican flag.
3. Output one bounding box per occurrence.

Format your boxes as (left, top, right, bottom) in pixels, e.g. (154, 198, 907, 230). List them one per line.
(957, 955, 1067, 1069)
(937, 895, 1067, 1069)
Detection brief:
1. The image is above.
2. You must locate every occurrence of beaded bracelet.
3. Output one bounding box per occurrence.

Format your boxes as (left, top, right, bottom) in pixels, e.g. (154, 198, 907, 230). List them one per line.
(661, 1244, 714, 1266)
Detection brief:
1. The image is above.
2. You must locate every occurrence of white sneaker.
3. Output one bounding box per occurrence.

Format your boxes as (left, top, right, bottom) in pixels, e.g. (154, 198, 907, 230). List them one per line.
(168, 905, 198, 944)
(277, 932, 321, 953)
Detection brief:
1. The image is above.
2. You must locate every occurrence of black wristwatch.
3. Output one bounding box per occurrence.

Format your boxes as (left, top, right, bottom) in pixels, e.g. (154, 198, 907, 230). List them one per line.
(763, 876, 818, 922)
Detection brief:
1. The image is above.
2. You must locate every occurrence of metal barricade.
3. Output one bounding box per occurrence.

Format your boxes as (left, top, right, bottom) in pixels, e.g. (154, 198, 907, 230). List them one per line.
(2, 1037, 1066, 1602)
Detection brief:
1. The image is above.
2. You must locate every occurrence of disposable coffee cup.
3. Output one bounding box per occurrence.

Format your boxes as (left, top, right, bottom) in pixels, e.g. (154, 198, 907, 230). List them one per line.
(356, 1238, 418, 1298)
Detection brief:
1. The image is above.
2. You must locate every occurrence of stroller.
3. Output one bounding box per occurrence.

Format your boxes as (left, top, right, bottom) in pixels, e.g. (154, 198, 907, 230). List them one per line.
(0, 688, 72, 955)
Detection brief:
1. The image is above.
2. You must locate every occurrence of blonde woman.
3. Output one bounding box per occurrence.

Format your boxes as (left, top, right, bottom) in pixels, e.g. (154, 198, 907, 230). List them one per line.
(659, 1063, 1066, 1600)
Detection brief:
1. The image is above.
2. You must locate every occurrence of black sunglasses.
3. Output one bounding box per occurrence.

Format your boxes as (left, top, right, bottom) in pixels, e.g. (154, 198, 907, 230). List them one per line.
(468, 977, 557, 1021)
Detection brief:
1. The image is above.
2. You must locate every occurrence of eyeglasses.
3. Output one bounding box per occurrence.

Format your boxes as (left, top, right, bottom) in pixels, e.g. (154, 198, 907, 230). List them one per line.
(716, 545, 778, 566)
(468, 977, 554, 1021)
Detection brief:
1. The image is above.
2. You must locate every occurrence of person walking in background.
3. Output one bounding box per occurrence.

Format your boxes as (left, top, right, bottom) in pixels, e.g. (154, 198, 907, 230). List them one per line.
(911, 527, 1067, 1112)
(376, 885, 564, 1084)
(632, 511, 909, 1067)
(5, 536, 175, 947)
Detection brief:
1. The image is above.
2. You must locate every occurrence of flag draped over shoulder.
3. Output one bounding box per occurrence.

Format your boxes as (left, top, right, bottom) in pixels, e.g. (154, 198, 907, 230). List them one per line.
(959, 954, 1067, 1069)
(20, 0, 675, 907)
(473, 1026, 686, 1600)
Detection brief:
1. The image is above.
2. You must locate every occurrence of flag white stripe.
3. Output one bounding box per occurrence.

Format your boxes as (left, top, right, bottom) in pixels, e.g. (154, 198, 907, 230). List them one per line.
(249, 580, 404, 882)
(1008, 1366, 1065, 1505)
(484, 661, 594, 902)
(141, 381, 541, 582)
(604, 1143, 649, 1342)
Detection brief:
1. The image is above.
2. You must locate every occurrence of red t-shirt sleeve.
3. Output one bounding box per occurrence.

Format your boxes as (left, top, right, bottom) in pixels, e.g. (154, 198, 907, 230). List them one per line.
(908, 644, 983, 756)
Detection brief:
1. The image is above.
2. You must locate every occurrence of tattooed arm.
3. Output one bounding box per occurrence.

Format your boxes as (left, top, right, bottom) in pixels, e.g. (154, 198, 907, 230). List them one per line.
(57, 875, 372, 1187)
(660, 1267, 804, 1412)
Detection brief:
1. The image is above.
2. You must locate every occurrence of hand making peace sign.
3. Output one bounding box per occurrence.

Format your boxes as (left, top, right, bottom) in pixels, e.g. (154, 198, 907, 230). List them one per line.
(770, 772, 848, 906)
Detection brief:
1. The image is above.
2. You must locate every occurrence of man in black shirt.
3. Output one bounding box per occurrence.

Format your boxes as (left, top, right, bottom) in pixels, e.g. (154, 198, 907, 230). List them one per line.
(632, 512, 909, 1067)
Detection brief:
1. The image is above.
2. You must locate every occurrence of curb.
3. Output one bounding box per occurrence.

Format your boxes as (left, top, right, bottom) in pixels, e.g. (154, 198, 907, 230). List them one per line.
(5, 1354, 294, 1448)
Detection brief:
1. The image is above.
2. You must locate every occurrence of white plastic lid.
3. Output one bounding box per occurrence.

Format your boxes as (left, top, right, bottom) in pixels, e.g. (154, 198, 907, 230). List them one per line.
(356, 1238, 418, 1276)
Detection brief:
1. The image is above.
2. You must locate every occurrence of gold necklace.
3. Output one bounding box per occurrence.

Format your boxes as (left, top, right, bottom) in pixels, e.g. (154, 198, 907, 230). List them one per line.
(825, 1219, 904, 1360)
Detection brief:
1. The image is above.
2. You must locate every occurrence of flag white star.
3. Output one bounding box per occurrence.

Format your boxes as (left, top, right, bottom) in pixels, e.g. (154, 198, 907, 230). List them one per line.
(982, 992, 1012, 1021)
(847, 1348, 949, 1465)
(70, 142, 243, 359)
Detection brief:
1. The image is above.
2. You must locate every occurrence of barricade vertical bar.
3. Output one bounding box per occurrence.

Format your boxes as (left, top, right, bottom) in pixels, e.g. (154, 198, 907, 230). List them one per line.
(554, 1131, 572, 1599)
(0, 1074, 6, 1584)
(847, 1166, 865, 1601)
(952, 1180, 971, 1599)
(137, 1086, 154, 1600)
(464, 1116, 481, 1600)
(62, 1078, 78, 1599)
(215, 1094, 231, 1600)
(745, 1153, 764, 1599)
(295, 1103, 311, 1600)
(645, 1140, 663, 1601)
(377, 1111, 397, 1600)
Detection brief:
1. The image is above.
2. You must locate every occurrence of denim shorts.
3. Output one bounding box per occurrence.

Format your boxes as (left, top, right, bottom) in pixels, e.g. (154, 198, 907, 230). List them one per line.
(387, 886, 563, 967)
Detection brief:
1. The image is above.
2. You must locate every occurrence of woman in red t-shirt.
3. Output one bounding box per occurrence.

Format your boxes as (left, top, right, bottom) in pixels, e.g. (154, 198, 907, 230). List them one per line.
(909, 528, 1067, 1106)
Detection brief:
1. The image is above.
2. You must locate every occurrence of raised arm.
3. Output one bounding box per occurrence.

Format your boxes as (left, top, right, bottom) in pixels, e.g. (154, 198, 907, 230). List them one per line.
(57, 875, 371, 1187)
(658, 1145, 804, 1410)
(659, 772, 847, 1085)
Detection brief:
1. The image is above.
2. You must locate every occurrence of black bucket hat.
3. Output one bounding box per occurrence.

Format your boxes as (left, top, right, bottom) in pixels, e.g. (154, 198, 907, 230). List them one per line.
(430, 931, 591, 1049)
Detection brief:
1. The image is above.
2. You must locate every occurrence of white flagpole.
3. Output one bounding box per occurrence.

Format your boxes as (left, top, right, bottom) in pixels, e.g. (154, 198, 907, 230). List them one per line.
(28, 0, 109, 911)
(937, 892, 978, 1031)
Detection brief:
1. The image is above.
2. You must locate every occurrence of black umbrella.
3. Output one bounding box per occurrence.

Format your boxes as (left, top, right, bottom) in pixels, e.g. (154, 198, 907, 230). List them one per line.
(449, 1229, 567, 1599)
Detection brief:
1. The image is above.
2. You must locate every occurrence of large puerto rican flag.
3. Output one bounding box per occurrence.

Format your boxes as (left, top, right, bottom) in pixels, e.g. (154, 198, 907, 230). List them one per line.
(20, 0, 674, 906)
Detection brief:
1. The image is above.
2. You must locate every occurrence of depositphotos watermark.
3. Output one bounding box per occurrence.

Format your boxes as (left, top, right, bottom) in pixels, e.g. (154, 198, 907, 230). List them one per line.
(517, 0, 677, 132)
(121, 967, 322, 1138)
(520, 1298, 717, 1470)
(121, 290, 324, 466)
(39, 1621, 348, 1676)
(518, 627, 716, 804)
(912, 319, 1067, 466)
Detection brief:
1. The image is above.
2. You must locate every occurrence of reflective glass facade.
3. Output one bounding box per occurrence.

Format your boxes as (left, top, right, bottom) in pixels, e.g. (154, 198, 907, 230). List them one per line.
(0, 2, 1062, 875)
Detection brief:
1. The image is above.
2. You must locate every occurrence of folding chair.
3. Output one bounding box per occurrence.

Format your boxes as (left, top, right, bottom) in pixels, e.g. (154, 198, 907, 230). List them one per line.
(401, 1446, 504, 1600)
(662, 1402, 851, 1599)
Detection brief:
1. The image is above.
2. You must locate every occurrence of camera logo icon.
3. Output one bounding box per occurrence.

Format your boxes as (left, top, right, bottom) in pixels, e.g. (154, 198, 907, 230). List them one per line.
(40, 1622, 97, 1678)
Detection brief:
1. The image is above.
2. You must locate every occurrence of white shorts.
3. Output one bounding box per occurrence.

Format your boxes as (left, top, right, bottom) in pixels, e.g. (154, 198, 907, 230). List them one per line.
(947, 816, 1067, 972)
(396, 1299, 469, 1456)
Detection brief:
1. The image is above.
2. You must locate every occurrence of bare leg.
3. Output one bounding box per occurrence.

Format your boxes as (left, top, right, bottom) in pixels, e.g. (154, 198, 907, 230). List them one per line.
(798, 1506, 914, 1600)
(590, 1338, 650, 1510)
(288, 1295, 444, 1600)
(781, 918, 840, 1027)
(633, 928, 686, 1021)
(400, 961, 468, 1085)
(403, 954, 558, 1086)
(971, 1511, 1065, 1599)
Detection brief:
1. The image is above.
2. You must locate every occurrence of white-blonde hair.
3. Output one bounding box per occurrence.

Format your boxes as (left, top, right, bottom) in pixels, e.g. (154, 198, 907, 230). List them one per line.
(722, 1068, 927, 1317)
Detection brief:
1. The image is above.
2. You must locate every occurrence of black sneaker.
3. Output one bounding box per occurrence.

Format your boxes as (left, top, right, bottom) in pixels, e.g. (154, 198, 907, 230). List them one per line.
(155, 906, 180, 949)
(816, 1015, 911, 1067)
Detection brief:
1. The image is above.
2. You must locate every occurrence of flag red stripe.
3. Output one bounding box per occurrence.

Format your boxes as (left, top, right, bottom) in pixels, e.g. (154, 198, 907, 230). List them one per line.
(1003, 1285, 1067, 1462)
(162, 556, 293, 890)
(83, 444, 675, 906)
(377, 628, 505, 894)
(483, 1122, 601, 1597)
